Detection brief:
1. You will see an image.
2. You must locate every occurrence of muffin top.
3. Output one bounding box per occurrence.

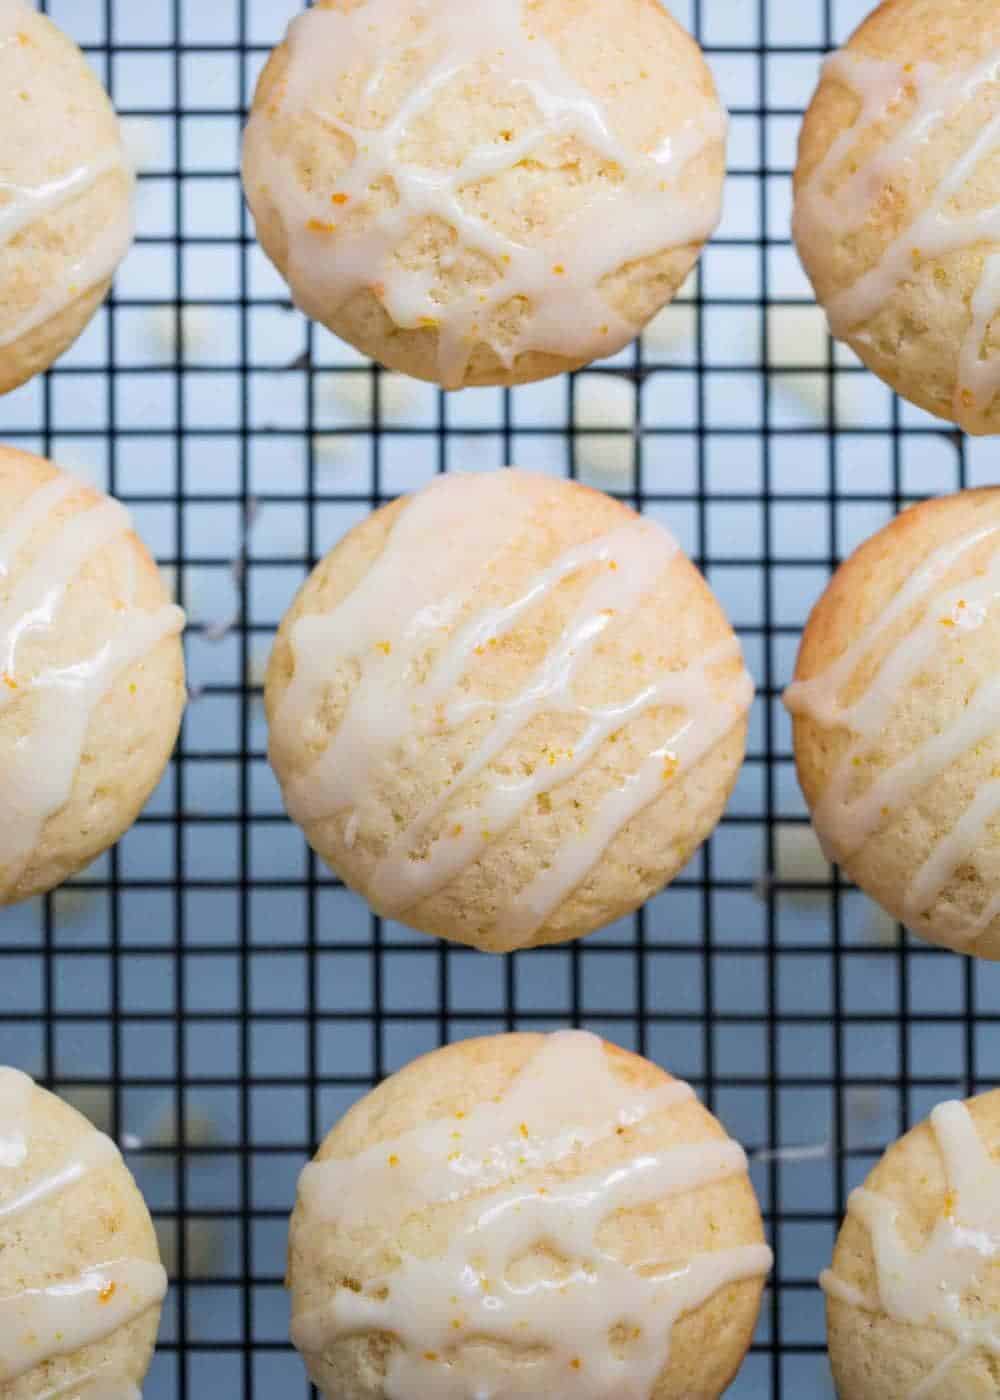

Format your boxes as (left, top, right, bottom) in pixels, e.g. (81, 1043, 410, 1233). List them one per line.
(0, 1067, 166, 1396)
(0, 448, 186, 905)
(786, 489, 1000, 956)
(794, 0, 1000, 433)
(267, 469, 751, 951)
(825, 1089, 1000, 1398)
(0, 0, 132, 374)
(242, 0, 726, 387)
(288, 1030, 771, 1400)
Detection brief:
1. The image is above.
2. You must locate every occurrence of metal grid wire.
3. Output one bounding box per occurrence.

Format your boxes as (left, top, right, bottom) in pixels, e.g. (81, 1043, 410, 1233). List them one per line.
(2, 0, 998, 1396)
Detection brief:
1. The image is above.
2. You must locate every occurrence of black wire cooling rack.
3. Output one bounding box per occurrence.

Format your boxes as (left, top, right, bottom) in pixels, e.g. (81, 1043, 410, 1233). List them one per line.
(2, 1, 998, 1396)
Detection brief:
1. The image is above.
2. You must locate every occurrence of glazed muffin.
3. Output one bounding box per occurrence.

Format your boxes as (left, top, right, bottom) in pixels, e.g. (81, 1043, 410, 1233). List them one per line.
(794, 0, 1000, 434)
(0, 447, 186, 906)
(241, 0, 726, 389)
(0, 1066, 167, 1396)
(824, 1089, 1000, 1397)
(288, 1030, 772, 1400)
(0, 0, 133, 395)
(266, 469, 751, 953)
(786, 488, 1000, 958)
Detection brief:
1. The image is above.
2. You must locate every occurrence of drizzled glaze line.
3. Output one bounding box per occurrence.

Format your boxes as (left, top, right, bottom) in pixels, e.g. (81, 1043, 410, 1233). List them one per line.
(0, 148, 124, 246)
(292, 1030, 772, 1398)
(0, 1067, 167, 1388)
(298, 1030, 696, 1229)
(245, 0, 725, 387)
(0, 1260, 167, 1382)
(0, 474, 185, 891)
(784, 518, 1000, 942)
(274, 472, 751, 940)
(0, 1064, 32, 1167)
(794, 48, 1000, 432)
(822, 1099, 1000, 1400)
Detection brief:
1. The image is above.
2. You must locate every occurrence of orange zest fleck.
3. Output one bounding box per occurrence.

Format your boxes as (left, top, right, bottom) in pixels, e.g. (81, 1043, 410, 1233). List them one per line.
(608, 560, 618, 571)
(552, 263, 566, 275)
(450, 823, 464, 838)
(2, 672, 17, 690)
(375, 640, 392, 655)
(307, 218, 336, 234)
(570, 1358, 582, 1370)
(519, 1122, 529, 1138)
(961, 388, 976, 408)
(98, 1282, 117, 1304)
(331, 192, 350, 205)
(943, 1189, 957, 1218)
(662, 755, 679, 782)
(940, 617, 955, 628)
(424, 1351, 439, 1362)
(388, 1153, 400, 1167)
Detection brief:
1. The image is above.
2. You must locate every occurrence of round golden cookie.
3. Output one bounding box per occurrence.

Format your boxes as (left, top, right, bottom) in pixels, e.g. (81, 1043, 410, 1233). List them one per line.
(241, 0, 726, 389)
(0, 2, 133, 396)
(794, 0, 1000, 434)
(825, 1089, 1000, 1398)
(786, 488, 1000, 958)
(0, 447, 186, 906)
(266, 469, 751, 953)
(0, 1066, 167, 1396)
(287, 1030, 771, 1400)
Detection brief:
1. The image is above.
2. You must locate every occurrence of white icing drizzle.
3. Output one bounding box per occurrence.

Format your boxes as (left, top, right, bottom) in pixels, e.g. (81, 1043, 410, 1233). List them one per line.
(0, 473, 185, 892)
(298, 1030, 696, 1227)
(821, 1099, 1000, 1399)
(794, 47, 1000, 432)
(0, 1067, 167, 1388)
(292, 1030, 772, 1397)
(784, 517, 1000, 943)
(273, 472, 751, 941)
(0, 17, 133, 352)
(244, 0, 725, 388)
(0, 1261, 167, 1382)
(0, 1064, 32, 1167)
(0, 148, 123, 247)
